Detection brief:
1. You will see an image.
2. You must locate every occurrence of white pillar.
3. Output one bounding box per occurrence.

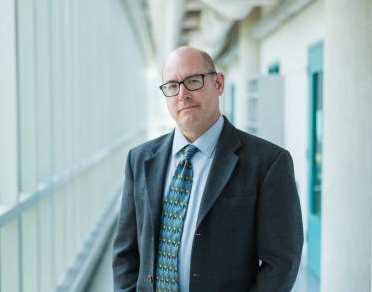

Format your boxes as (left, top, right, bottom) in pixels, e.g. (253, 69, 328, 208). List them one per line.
(322, 1, 372, 291)
(0, 0, 19, 205)
(236, 10, 260, 131)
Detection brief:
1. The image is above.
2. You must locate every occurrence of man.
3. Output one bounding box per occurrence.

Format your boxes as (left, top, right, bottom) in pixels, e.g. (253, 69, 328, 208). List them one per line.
(113, 46, 303, 292)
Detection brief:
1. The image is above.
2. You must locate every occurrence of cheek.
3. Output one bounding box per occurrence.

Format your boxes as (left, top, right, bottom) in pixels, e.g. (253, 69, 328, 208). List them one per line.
(202, 96, 218, 112)
(166, 100, 177, 117)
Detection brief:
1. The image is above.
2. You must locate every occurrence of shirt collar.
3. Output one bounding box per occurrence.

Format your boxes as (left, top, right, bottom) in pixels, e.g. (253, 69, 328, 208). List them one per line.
(172, 115, 224, 158)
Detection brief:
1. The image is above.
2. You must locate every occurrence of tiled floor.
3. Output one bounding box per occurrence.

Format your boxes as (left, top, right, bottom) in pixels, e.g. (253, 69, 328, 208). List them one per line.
(85, 233, 319, 292)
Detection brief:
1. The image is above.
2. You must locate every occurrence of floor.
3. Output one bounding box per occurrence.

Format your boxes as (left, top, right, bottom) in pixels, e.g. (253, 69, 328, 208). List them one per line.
(84, 233, 115, 292)
(292, 265, 320, 292)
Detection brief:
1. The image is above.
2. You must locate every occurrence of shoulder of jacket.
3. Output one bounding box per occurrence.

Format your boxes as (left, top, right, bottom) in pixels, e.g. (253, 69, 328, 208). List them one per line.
(234, 129, 289, 159)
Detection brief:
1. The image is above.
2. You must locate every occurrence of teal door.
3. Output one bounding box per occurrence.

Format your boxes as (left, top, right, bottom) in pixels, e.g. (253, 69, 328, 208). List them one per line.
(268, 62, 280, 75)
(307, 41, 324, 278)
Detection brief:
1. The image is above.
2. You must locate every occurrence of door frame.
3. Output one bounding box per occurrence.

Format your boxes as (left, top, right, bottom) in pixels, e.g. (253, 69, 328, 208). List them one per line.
(307, 40, 324, 279)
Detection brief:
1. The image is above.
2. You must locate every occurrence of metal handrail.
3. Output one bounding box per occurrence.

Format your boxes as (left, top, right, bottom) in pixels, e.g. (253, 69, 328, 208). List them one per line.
(0, 130, 146, 227)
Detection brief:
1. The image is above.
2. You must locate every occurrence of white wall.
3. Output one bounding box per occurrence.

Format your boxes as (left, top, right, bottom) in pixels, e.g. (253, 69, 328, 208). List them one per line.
(219, 55, 239, 121)
(235, 11, 261, 131)
(259, 0, 325, 265)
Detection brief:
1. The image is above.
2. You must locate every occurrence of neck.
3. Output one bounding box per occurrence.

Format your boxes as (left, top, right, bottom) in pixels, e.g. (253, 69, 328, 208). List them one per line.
(182, 131, 199, 143)
(181, 114, 220, 142)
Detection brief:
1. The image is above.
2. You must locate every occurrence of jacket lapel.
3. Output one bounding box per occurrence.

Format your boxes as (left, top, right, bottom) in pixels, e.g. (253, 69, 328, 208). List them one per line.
(144, 132, 174, 240)
(196, 119, 241, 229)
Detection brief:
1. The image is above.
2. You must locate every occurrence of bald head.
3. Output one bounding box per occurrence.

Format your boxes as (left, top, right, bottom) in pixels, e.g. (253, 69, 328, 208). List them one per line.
(161, 46, 224, 142)
(162, 46, 216, 80)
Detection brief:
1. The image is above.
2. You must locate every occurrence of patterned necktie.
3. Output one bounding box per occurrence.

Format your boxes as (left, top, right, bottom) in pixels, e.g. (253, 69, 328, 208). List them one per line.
(155, 144, 199, 292)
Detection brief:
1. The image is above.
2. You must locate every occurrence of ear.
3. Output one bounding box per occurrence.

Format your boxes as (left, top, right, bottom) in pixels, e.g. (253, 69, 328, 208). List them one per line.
(215, 73, 224, 93)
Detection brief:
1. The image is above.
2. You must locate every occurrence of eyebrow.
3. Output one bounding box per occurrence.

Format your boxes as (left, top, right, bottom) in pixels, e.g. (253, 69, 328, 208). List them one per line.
(164, 78, 178, 83)
(164, 73, 205, 83)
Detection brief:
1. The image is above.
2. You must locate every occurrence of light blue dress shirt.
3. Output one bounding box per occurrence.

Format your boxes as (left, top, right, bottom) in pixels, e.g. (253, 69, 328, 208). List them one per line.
(163, 115, 224, 292)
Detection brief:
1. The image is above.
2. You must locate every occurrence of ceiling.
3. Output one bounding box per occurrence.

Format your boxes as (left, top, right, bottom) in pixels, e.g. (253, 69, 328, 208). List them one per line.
(126, 0, 280, 66)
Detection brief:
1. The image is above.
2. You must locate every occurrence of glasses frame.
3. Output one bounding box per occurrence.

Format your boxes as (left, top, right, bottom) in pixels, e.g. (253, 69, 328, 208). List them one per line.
(159, 71, 217, 97)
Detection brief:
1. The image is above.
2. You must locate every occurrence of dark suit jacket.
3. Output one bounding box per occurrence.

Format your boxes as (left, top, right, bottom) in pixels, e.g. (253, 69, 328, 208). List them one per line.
(113, 117, 303, 292)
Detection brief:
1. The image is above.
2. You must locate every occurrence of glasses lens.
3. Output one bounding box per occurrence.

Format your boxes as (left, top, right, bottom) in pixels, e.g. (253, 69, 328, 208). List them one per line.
(184, 75, 203, 91)
(162, 82, 179, 96)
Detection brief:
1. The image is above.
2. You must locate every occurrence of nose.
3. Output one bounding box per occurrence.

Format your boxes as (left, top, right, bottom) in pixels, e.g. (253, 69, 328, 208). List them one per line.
(177, 83, 191, 100)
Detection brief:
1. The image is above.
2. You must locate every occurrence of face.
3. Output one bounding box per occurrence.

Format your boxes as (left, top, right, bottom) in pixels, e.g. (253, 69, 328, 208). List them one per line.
(162, 49, 224, 140)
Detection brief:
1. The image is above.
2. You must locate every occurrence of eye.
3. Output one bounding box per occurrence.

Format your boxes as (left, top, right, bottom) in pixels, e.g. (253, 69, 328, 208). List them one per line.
(187, 77, 200, 84)
(185, 76, 202, 87)
(166, 82, 178, 90)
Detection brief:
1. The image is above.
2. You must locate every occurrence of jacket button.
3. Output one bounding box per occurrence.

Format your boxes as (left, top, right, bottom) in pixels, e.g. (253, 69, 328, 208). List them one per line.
(147, 275, 154, 283)
(195, 233, 201, 236)
(192, 273, 199, 278)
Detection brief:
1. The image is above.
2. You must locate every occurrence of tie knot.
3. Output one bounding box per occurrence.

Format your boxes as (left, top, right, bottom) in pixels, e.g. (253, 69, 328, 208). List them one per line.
(182, 144, 199, 161)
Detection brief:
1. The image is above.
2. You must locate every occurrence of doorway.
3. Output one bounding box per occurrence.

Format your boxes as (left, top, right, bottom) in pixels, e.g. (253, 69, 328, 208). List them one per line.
(307, 41, 324, 279)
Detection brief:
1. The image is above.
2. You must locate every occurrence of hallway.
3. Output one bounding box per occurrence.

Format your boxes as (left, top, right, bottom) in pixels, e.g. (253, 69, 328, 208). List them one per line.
(2, 1, 371, 291)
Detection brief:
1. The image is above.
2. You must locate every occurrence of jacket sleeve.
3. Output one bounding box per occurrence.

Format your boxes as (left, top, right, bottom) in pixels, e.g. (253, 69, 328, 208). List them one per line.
(112, 150, 139, 292)
(250, 150, 304, 292)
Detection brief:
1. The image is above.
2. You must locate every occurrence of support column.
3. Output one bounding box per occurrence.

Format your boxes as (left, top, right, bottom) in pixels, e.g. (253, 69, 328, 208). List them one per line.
(0, 0, 19, 206)
(322, 1, 372, 291)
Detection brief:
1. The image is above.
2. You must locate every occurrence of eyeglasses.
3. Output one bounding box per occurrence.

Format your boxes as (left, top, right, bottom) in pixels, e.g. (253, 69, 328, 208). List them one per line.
(159, 72, 217, 97)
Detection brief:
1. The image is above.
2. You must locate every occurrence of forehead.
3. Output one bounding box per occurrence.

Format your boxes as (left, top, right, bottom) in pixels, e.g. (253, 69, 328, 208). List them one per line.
(163, 51, 208, 82)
